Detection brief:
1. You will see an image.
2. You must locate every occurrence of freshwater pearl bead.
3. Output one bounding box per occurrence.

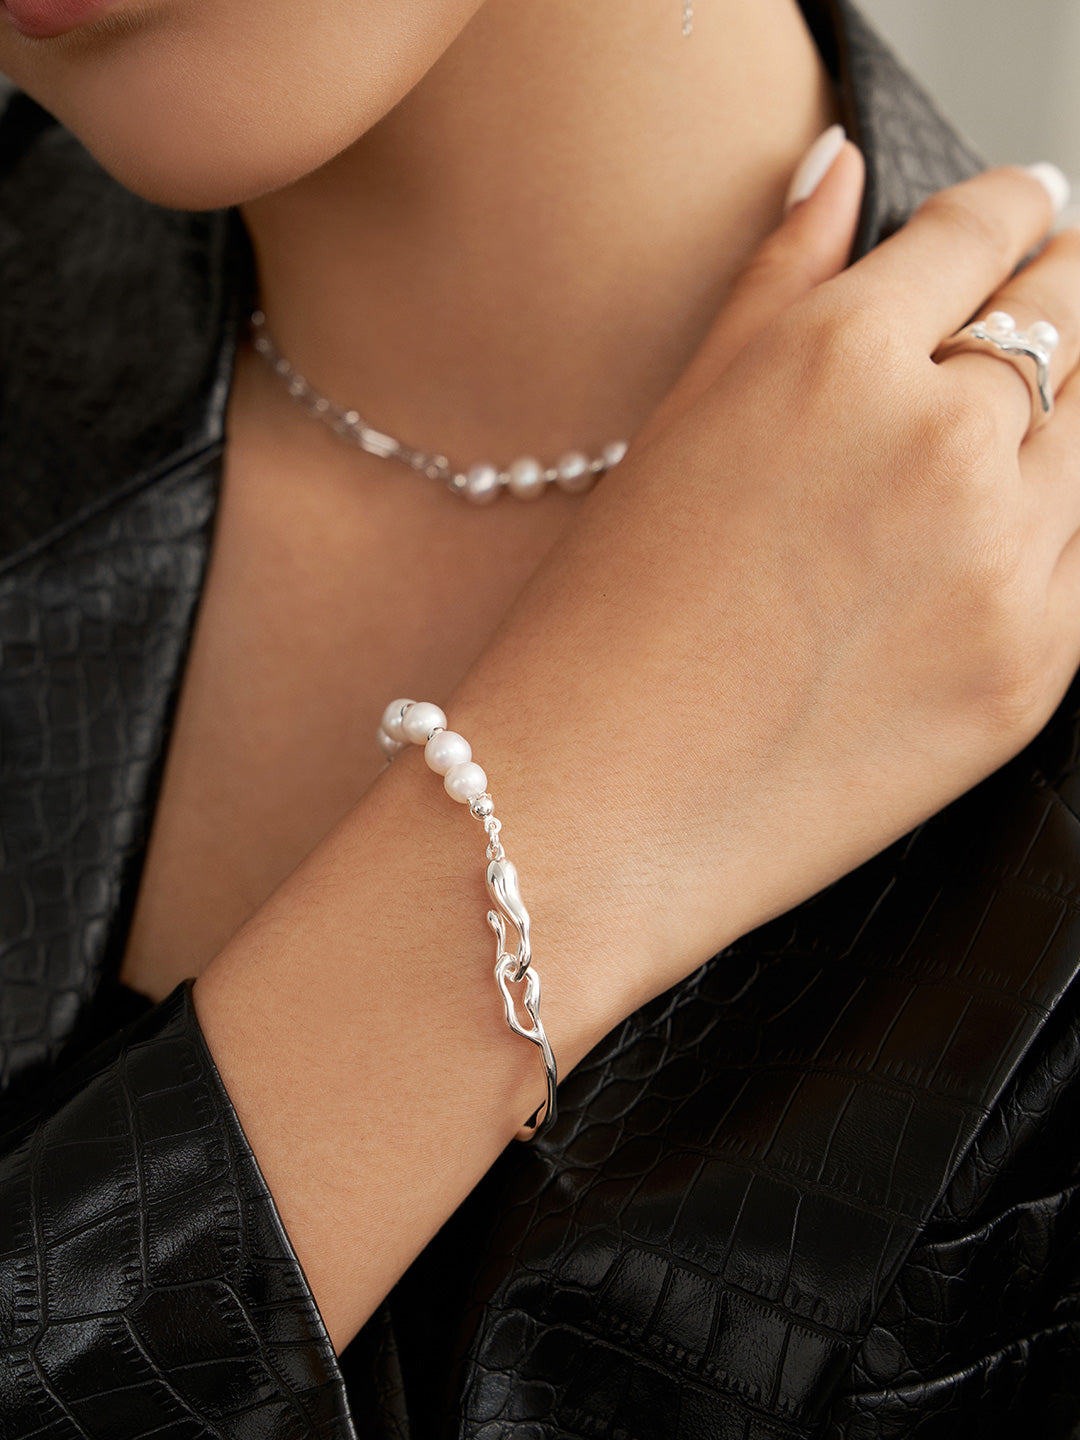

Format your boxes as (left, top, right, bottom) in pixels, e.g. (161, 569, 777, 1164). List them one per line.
(444, 760, 488, 802)
(463, 462, 501, 505)
(374, 725, 403, 760)
(603, 439, 629, 468)
(402, 701, 447, 744)
(555, 450, 595, 495)
(381, 698, 415, 743)
(985, 311, 1016, 337)
(507, 456, 546, 500)
(376, 728, 405, 757)
(425, 729, 472, 775)
(1029, 320, 1061, 352)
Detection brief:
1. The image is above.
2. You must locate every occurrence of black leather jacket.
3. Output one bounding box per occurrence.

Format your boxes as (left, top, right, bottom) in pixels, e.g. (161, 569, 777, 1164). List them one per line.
(2, 3, 1079, 1436)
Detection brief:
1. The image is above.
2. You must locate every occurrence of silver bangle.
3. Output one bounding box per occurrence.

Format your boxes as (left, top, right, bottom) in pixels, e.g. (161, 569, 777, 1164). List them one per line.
(376, 698, 558, 1143)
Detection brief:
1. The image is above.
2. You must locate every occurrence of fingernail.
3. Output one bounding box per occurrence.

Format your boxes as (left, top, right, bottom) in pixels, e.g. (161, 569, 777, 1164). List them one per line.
(1025, 162, 1071, 216)
(785, 124, 847, 212)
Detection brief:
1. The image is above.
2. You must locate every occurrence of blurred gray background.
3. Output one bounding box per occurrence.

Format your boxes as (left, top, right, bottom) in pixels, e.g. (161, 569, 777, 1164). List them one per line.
(861, 0, 1080, 214)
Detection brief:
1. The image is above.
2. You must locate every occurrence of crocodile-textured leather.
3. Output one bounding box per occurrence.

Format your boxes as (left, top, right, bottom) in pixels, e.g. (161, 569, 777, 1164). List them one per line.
(2, 1, 1078, 1435)
(0, 984, 354, 1438)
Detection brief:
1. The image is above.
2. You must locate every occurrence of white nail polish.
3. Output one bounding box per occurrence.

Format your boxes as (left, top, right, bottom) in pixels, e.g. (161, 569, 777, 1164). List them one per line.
(785, 124, 847, 212)
(1025, 162, 1071, 216)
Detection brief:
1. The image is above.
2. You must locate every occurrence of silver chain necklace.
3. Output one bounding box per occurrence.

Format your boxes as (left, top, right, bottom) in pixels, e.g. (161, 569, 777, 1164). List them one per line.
(250, 310, 629, 505)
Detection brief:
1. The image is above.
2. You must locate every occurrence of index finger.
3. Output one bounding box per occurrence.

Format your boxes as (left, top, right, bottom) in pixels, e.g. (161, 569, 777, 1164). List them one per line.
(842, 164, 1069, 350)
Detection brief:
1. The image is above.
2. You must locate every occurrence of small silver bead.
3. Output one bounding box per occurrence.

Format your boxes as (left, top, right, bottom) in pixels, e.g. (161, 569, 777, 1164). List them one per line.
(470, 793, 495, 818)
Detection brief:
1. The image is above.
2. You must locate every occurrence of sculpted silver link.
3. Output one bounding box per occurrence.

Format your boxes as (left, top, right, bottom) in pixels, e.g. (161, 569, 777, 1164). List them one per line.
(488, 875, 557, 1138)
(486, 857, 532, 979)
(485, 850, 557, 1138)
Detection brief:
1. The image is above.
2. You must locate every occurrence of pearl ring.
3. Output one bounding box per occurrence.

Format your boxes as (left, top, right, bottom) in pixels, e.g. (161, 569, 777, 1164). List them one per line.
(938, 310, 1061, 434)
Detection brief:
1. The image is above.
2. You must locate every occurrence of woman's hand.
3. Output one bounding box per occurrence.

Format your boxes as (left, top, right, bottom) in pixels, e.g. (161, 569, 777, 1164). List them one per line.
(194, 146, 1080, 1348)
(437, 154, 1078, 1012)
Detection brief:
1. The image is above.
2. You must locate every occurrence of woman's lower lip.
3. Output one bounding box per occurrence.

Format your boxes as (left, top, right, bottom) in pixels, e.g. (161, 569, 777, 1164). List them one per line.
(1, 0, 114, 38)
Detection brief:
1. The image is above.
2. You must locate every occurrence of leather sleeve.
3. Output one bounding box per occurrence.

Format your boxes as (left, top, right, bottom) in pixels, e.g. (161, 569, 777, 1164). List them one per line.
(0, 981, 358, 1439)
(821, 975, 1080, 1438)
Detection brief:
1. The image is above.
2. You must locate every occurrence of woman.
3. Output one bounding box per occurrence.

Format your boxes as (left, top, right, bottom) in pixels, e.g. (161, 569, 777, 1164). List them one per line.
(0, 0, 1077, 1433)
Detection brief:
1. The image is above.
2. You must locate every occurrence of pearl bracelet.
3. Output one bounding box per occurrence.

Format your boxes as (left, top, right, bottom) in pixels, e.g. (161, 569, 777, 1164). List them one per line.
(377, 698, 558, 1143)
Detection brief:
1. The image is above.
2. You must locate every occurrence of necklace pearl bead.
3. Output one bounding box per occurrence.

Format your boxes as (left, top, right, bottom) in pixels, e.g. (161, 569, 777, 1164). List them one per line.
(402, 701, 448, 744)
(424, 729, 472, 775)
(603, 439, 629, 468)
(555, 450, 595, 495)
(444, 759, 488, 802)
(381, 698, 415, 742)
(507, 456, 546, 500)
(463, 463, 501, 505)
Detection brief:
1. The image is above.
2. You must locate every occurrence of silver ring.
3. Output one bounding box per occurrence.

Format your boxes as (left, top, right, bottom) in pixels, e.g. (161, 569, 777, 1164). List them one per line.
(938, 310, 1060, 433)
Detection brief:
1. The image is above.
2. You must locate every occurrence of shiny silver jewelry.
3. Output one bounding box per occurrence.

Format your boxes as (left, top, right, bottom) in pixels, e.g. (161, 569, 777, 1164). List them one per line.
(377, 698, 558, 1142)
(682, 0, 693, 36)
(939, 310, 1060, 432)
(251, 310, 628, 505)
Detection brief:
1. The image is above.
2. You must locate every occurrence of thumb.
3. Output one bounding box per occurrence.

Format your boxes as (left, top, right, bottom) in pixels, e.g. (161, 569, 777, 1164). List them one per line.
(634, 126, 865, 448)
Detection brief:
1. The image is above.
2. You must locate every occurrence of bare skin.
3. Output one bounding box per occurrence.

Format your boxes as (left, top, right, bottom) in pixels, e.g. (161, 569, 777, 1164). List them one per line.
(4, 0, 1079, 1363)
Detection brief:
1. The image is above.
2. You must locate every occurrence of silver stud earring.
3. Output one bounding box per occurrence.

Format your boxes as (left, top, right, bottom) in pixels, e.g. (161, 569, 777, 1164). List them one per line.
(682, 1, 693, 37)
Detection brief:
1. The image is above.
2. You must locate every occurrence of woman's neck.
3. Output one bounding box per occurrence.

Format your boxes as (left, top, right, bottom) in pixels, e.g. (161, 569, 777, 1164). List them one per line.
(240, 0, 838, 463)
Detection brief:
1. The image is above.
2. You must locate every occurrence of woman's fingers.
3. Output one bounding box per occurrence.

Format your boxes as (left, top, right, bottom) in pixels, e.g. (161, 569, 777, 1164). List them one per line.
(847, 164, 1067, 351)
(939, 225, 1080, 447)
(1047, 509, 1080, 698)
(634, 133, 864, 448)
(1021, 348, 1080, 564)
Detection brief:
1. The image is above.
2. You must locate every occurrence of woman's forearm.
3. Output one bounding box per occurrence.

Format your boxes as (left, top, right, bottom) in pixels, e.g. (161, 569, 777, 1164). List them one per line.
(191, 739, 641, 1353)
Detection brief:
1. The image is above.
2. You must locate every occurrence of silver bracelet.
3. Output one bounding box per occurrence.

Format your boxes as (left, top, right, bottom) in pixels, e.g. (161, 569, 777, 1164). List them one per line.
(376, 698, 558, 1143)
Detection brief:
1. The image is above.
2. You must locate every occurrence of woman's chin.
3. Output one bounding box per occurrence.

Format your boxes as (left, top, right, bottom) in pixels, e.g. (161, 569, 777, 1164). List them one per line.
(20, 84, 370, 210)
(74, 127, 332, 212)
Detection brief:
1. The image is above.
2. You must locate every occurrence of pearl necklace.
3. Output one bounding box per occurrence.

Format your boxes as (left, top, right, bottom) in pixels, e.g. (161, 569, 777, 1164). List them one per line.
(251, 310, 629, 505)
